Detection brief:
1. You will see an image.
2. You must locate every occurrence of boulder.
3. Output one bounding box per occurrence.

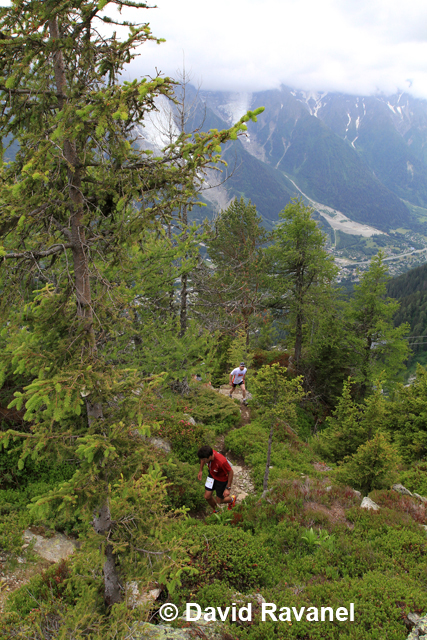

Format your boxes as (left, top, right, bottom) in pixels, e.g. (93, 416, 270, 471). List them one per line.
(182, 414, 196, 426)
(360, 497, 380, 511)
(413, 493, 427, 504)
(23, 530, 79, 563)
(406, 613, 427, 639)
(392, 483, 413, 497)
(132, 621, 224, 640)
(148, 437, 172, 453)
(126, 582, 162, 609)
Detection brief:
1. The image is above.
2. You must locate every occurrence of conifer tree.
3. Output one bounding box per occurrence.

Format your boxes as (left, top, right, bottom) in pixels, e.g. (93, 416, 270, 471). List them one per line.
(347, 251, 410, 397)
(195, 197, 269, 340)
(267, 199, 337, 366)
(0, 0, 262, 604)
(251, 364, 304, 495)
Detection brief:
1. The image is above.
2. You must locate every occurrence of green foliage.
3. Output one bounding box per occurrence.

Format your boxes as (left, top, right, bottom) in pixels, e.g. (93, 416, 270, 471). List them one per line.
(225, 419, 316, 490)
(193, 580, 234, 609)
(386, 365, 427, 462)
(347, 251, 410, 396)
(162, 461, 207, 512)
(195, 197, 270, 338)
(182, 525, 272, 592)
(398, 461, 427, 496)
(5, 561, 73, 617)
(184, 385, 240, 428)
(156, 419, 212, 464)
(388, 262, 427, 366)
(227, 329, 254, 374)
(301, 527, 335, 552)
(267, 199, 338, 364)
(336, 432, 401, 495)
(314, 378, 388, 462)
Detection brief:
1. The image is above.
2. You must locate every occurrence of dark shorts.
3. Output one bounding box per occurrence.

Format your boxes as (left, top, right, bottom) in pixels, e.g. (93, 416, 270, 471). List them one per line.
(232, 381, 244, 389)
(206, 475, 228, 499)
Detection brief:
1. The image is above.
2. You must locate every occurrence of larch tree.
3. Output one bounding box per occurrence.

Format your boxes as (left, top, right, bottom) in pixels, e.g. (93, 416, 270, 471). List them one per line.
(267, 199, 338, 366)
(195, 197, 270, 341)
(251, 364, 304, 496)
(0, 0, 262, 604)
(347, 251, 410, 398)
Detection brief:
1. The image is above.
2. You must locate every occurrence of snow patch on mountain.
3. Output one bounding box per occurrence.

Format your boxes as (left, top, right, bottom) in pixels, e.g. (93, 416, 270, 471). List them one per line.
(294, 90, 327, 118)
(135, 95, 180, 152)
(217, 93, 252, 125)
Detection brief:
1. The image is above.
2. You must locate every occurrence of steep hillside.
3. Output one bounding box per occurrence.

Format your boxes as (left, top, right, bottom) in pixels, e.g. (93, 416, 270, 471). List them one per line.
(387, 263, 427, 366)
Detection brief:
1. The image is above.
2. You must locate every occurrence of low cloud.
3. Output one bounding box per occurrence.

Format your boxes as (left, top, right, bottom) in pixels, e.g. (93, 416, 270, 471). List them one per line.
(119, 0, 427, 98)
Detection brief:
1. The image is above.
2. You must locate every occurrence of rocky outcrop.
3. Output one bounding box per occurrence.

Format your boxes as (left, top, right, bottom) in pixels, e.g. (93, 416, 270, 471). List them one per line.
(392, 483, 413, 497)
(132, 620, 224, 640)
(126, 582, 162, 609)
(406, 613, 427, 639)
(23, 530, 79, 563)
(360, 497, 380, 511)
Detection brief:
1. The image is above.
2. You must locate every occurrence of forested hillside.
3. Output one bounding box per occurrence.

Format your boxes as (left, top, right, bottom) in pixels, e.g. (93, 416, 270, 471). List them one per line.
(387, 264, 427, 369)
(1, 2, 427, 640)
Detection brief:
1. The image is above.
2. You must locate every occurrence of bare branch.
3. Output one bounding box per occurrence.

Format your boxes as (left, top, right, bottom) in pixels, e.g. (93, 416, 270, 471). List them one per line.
(2, 243, 72, 260)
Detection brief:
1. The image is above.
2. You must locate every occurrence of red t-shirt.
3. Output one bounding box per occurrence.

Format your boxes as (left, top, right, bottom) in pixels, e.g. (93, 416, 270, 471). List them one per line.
(208, 450, 232, 482)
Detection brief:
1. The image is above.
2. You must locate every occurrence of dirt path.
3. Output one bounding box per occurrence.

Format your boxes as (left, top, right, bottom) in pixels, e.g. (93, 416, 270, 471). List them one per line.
(214, 386, 255, 504)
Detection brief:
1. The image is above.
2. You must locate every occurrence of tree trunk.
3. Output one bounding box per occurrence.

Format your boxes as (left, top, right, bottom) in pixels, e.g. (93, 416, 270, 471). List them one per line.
(295, 310, 303, 364)
(262, 421, 274, 494)
(49, 18, 120, 605)
(93, 502, 122, 606)
(179, 204, 188, 337)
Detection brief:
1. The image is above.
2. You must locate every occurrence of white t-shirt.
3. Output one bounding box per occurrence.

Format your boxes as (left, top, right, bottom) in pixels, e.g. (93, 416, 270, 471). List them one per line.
(231, 367, 247, 383)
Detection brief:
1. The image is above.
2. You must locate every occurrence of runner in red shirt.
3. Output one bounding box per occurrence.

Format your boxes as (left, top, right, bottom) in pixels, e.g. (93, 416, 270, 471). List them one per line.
(197, 445, 237, 513)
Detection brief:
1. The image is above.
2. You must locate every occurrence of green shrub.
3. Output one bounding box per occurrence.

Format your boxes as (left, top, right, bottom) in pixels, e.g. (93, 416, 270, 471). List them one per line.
(336, 433, 400, 496)
(184, 386, 240, 427)
(162, 460, 207, 512)
(399, 461, 427, 497)
(0, 510, 33, 554)
(5, 561, 72, 616)
(183, 525, 272, 592)
(194, 580, 234, 609)
(225, 420, 316, 490)
(156, 419, 212, 464)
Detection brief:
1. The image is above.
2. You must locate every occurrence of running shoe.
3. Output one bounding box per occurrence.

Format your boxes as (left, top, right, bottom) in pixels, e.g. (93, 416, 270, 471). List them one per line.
(228, 495, 237, 510)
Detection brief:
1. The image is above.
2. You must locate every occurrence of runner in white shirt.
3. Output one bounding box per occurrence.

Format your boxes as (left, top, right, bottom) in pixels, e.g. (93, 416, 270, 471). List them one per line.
(229, 362, 247, 403)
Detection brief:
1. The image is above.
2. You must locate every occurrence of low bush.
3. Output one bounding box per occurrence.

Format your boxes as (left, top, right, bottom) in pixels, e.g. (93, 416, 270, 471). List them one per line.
(162, 460, 208, 512)
(184, 385, 240, 428)
(5, 561, 72, 617)
(336, 433, 400, 496)
(182, 525, 272, 594)
(398, 461, 427, 497)
(156, 419, 212, 464)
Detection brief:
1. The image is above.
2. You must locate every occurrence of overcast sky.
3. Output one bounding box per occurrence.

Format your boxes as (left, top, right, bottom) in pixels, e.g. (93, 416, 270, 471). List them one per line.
(2, 0, 427, 98)
(117, 0, 427, 98)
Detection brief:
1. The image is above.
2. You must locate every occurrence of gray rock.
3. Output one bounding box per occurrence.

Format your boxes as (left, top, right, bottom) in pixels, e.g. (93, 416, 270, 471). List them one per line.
(406, 613, 427, 639)
(392, 483, 413, 497)
(360, 497, 380, 511)
(132, 621, 224, 640)
(126, 582, 162, 609)
(352, 489, 362, 499)
(23, 530, 79, 563)
(148, 437, 172, 453)
(414, 493, 427, 504)
(182, 414, 196, 426)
